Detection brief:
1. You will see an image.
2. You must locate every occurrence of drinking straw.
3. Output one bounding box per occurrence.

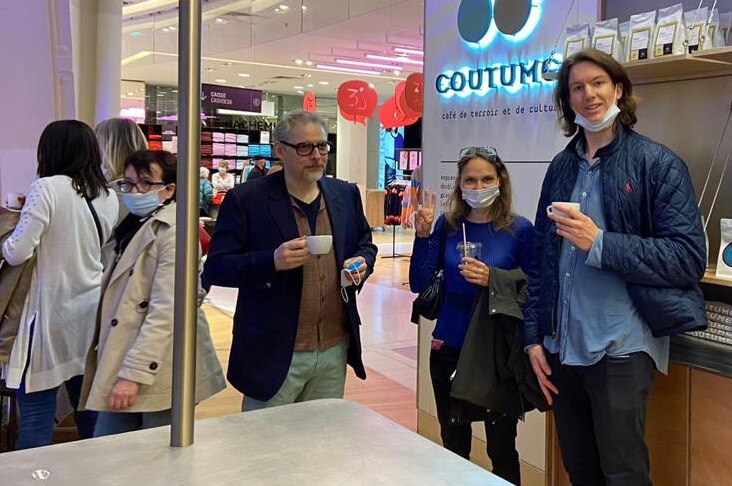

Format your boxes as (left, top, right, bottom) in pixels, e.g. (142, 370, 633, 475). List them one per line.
(462, 222, 468, 259)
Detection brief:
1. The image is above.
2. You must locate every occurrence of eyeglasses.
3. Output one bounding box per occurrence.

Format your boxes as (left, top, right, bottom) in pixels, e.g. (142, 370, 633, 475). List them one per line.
(459, 146, 498, 160)
(279, 140, 332, 156)
(117, 180, 167, 194)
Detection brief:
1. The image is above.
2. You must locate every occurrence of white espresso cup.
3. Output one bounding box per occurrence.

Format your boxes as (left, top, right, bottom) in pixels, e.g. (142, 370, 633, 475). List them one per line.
(546, 202, 581, 218)
(5, 192, 25, 210)
(306, 235, 333, 255)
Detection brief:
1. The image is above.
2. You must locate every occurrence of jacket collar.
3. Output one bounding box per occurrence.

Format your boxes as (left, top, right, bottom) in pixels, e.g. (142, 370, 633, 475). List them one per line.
(108, 202, 175, 284)
(564, 123, 630, 161)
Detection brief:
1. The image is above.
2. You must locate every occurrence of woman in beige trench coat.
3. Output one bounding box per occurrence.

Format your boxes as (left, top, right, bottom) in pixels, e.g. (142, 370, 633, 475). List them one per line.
(80, 150, 225, 435)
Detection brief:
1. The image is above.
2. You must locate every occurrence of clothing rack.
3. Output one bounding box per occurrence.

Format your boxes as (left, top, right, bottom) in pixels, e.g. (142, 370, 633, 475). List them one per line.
(382, 180, 411, 260)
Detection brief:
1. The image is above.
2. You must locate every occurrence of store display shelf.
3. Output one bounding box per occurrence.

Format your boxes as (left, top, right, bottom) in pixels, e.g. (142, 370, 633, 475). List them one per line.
(623, 52, 732, 84)
(702, 265, 732, 288)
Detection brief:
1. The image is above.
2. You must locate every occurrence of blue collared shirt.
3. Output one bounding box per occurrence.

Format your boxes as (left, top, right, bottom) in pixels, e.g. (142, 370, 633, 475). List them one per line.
(543, 143, 669, 373)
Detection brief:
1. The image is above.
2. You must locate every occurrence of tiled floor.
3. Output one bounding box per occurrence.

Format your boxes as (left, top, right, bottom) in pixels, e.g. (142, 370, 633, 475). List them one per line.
(202, 228, 420, 428)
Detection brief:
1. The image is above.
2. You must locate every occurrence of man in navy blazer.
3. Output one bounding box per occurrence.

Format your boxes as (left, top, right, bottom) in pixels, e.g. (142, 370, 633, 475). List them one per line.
(203, 111, 377, 410)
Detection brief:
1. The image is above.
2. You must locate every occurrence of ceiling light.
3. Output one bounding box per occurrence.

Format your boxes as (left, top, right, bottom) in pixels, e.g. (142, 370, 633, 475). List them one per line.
(279, 4, 290, 11)
(168, 26, 176, 31)
(130, 31, 142, 37)
(296, 90, 305, 94)
(392, 70, 400, 75)
(126, 91, 135, 96)
(215, 79, 227, 83)
(294, 59, 304, 65)
(305, 60, 313, 66)
(316, 63, 382, 75)
(172, 89, 178, 93)
(293, 85, 304, 89)
(336, 58, 402, 70)
(274, 8, 280, 12)
(307, 83, 314, 88)
(368, 83, 375, 88)
(157, 93, 165, 97)
(162, 27, 170, 33)
(301, 5, 308, 10)
(215, 18, 225, 23)
(205, 67, 216, 72)
(237, 73, 251, 77)
(366, 54, 423, 66)
(318, 81, 329, 85)
(394, 47, 423, 56)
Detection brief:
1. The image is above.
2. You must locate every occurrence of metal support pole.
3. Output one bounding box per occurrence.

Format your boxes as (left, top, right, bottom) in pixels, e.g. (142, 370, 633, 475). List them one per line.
(171, 0, 202, 448)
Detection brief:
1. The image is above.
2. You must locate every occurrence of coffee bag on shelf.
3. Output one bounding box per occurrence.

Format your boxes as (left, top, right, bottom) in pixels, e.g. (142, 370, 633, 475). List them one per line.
(629, 10, 656, 61)
(654, 4, 685, 58)
(593, 18, 623, 61)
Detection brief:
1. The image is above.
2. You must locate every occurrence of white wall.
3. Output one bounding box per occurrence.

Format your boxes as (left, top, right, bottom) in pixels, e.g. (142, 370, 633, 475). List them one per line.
(0, 0, 75, 203)
(336, 111, 369, 202)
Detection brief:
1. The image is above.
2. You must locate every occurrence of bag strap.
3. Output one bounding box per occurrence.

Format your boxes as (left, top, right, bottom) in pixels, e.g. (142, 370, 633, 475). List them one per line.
(84, 196, 104, 246)
(436, 218, 449, 270)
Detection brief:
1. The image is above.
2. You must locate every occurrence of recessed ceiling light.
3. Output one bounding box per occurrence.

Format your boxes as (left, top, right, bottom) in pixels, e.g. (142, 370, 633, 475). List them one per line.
(215, 18, 225, 23)
(205, 68, 215, 72)
(368, 83, 375, 88)
(237, 73, 251, 78)
(215, 79, 227, 83)
(279, 5, 290, 11)
(172, 89, 178, 93)
(169, 26, 176, 31)
(392, 69, 400, 75)
(130, 31, 142, 37)
(301, 5, 308, 10)
(157, 93, 165, 97)
(293, 85, 304, 89)
(296, 90, 305, 94)
(305, 60, 313, 66)
(126, 91, 135, 96)
(162, 27, 170, 33)
(294, 59, 304, 65)
(307, 83, 314, 88)
(318, 81, 329, 85)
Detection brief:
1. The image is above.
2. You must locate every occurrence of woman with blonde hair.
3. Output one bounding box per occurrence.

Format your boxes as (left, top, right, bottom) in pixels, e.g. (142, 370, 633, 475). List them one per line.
(95, 118, 148, 183)
(409, 147, 533, 484)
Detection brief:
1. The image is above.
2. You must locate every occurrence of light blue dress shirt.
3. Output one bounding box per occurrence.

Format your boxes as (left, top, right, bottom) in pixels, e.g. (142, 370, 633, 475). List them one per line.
(543, 143, 669, 373)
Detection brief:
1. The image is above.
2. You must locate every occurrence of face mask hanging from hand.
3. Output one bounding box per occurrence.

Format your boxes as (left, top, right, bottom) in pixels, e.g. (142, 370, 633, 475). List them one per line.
(574, 103, 621, 133)
(461, 186, 500, 209)
(340, 262, 363, 303)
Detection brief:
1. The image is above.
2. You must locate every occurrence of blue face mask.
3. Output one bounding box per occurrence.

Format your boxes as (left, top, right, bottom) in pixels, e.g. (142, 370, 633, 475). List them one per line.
(123, 188, 164, 217)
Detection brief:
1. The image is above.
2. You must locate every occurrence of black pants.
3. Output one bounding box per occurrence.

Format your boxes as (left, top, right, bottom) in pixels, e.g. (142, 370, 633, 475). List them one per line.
(547, 352, 656, 486)
(430, 347, 521, 485)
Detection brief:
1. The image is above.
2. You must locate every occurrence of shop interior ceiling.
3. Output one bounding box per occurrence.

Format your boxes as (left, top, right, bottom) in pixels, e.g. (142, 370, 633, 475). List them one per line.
(121, 0, 424, 112)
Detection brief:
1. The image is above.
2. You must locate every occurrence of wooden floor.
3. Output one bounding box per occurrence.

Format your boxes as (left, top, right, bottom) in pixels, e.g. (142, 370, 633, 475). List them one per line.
(197, 299, 417, 431)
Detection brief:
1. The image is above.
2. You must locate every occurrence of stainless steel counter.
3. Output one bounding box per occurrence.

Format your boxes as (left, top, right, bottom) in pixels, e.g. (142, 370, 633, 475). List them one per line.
(0, 399, 508, 485)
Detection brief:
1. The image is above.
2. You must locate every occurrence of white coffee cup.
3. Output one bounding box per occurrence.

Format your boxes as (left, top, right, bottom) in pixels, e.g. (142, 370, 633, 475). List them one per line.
(547, 202, 581, 218)
(306, 235, 333, 255)
(5, 192, 25, 210)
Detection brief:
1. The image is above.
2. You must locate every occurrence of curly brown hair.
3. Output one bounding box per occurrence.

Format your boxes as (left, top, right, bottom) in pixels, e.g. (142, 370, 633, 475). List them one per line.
(554, 49, 639, 137)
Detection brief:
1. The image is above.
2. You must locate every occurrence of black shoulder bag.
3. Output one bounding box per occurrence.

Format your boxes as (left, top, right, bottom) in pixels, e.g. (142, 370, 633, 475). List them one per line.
(410, 222, 448, 324)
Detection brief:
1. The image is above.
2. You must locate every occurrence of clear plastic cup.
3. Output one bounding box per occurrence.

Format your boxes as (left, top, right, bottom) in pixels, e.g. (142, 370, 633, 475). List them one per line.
(456, 241, 482, 261)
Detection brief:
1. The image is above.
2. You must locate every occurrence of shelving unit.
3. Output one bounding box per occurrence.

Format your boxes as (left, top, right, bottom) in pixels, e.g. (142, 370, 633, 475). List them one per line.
(200, 127, 276, 185)
(623, 46, 732, 84)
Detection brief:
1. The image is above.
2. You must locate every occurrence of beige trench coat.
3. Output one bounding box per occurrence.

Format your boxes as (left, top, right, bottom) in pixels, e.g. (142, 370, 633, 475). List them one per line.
(81, 203, 225, 412)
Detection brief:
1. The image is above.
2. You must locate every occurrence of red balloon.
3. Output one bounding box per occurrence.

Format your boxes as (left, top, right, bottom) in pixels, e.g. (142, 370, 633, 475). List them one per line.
(379, 97, 406, 129)
(405, 73, 424, 114)
(339, 107, 367, 125)
(303, 91, 317, 112)
(395, 81, 420, 118)
(337, 80, 378, 118)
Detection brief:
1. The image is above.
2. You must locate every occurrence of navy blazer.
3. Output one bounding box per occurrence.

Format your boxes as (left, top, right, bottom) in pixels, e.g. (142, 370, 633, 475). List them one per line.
(202, 171, 377, 401)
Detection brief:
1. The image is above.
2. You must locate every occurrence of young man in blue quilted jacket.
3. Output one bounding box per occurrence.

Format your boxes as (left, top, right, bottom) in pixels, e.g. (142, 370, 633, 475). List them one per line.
(524, 49, 707, 485)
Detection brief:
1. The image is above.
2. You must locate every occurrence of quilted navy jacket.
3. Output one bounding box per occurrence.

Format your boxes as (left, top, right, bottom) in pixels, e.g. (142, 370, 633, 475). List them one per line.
(524, 124, 707, 347)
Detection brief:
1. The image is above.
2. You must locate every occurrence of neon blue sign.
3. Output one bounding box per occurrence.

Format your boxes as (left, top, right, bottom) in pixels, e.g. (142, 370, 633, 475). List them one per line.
(441, 0, 549, 99)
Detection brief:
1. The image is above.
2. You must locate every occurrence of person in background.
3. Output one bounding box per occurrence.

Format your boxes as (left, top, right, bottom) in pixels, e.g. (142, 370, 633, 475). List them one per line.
(1, 120, 118, 449)
(524, 49, 707, 485)
(246, 157, 268, 181)
(199, 166, 214, 216)
(409, 147, 533, 485)
(266, 160, 284, 176)
(212, 161, 235, 192)
(203, 110, 376, 411)
(80, 150, 225, 435)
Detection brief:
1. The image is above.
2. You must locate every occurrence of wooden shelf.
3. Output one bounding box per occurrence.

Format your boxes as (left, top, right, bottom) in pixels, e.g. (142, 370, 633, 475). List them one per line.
(623, 52, 732, 84)
(701, 264, 732, 288)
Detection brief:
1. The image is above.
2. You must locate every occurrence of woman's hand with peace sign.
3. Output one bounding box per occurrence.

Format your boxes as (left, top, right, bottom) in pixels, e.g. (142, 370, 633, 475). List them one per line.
(415, 191, 437, 238)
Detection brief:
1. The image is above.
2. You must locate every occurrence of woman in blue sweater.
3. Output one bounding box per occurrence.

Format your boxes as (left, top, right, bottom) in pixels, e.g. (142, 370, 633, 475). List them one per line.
(409, 147, 533, 484)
